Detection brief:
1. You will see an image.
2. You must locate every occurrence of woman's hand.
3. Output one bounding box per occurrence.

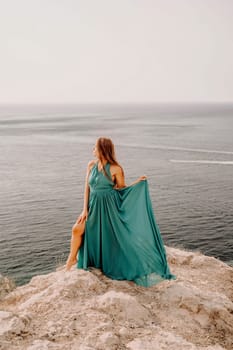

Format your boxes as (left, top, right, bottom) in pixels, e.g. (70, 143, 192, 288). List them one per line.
(137, 175, 147, 182)
(128, 175, 147, 187)
(77, 208, 88, 224)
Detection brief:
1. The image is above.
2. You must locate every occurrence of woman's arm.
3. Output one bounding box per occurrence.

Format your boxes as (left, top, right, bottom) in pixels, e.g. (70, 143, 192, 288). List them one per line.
(83, 160, 95, 209)
(113, 166, 126, 189)
(77, 160, 95, 223)
(128, 175, 147, 187)
(113, 165, 147, 189)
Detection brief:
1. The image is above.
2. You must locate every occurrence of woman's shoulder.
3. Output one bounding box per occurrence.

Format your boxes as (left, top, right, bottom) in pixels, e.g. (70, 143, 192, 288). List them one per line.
(109, 163, 123, 175)
(87, 159, 97, 169)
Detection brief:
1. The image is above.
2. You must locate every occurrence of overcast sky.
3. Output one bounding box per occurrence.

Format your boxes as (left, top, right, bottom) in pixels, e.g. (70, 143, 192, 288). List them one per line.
(0, 0, 232, 104)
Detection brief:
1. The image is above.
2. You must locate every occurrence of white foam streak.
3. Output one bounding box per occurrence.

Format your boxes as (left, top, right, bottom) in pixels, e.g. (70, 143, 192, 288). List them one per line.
(118, 143, 233, 155)
(170, 160, 233, 165)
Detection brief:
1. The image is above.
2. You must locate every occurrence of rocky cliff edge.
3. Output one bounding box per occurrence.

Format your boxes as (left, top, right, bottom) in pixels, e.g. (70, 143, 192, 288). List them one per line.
(0, 247, 232, 350)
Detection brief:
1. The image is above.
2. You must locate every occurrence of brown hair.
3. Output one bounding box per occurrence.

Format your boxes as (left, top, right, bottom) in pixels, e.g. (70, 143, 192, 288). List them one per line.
(96, 137, 124, 183)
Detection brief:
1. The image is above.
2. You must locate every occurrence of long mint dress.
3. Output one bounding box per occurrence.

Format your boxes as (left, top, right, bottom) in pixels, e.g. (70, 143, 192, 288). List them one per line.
(77, 161, 176, 287)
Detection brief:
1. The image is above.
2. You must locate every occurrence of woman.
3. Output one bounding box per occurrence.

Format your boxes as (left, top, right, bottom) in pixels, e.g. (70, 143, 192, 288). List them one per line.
(65, 137, 176, 287)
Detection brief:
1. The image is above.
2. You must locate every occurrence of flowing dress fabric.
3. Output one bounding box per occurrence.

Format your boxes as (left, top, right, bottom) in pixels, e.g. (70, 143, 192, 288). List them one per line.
(77, 162, 176, 287)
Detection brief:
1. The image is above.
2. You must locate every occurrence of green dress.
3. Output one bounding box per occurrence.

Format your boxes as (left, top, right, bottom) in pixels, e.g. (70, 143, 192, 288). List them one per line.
(77, 161, 176, 287)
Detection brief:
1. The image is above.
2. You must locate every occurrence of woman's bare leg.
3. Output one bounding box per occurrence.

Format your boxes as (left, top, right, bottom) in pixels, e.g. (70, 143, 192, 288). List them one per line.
(65, 221, 85, 270)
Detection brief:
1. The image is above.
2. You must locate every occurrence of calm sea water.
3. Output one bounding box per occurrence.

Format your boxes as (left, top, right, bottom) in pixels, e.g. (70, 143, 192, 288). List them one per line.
(0, 103, 233, 286)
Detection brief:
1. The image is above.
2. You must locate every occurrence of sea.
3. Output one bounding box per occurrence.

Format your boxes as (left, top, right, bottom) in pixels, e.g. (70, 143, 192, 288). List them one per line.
(0, 103, 232, 286)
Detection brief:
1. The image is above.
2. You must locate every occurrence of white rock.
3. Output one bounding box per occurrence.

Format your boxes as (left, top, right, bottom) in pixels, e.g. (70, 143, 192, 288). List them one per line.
(26, 339, 63, 349)
(126, 330, 226, 350)
(95, 290, 150, 326)
(0, 246, 232, 350)
(0, 274, 15, 300)
(0, 310, 27, 336)
(119, 326, 129, 336)
(98, 331, 119, 347)
(160, 282, 233, 331)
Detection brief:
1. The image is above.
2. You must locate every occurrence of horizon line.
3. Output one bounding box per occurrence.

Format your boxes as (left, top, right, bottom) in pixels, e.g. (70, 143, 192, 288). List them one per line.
(0, 101, 233, 106)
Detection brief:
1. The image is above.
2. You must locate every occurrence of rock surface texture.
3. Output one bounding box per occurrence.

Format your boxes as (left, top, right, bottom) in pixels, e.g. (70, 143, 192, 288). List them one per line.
(0, 247, 232, 350)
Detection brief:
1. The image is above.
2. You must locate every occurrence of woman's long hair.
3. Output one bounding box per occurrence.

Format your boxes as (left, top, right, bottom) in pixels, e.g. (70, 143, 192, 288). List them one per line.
(96, 137, 124, 183)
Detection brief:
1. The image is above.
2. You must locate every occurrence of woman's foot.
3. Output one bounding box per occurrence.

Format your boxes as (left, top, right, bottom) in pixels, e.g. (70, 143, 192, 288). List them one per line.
(65, 257, 77, 271)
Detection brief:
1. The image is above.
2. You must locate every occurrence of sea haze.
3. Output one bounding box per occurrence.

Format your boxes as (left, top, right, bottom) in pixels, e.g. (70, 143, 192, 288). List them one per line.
(0, 103, 233, 285)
